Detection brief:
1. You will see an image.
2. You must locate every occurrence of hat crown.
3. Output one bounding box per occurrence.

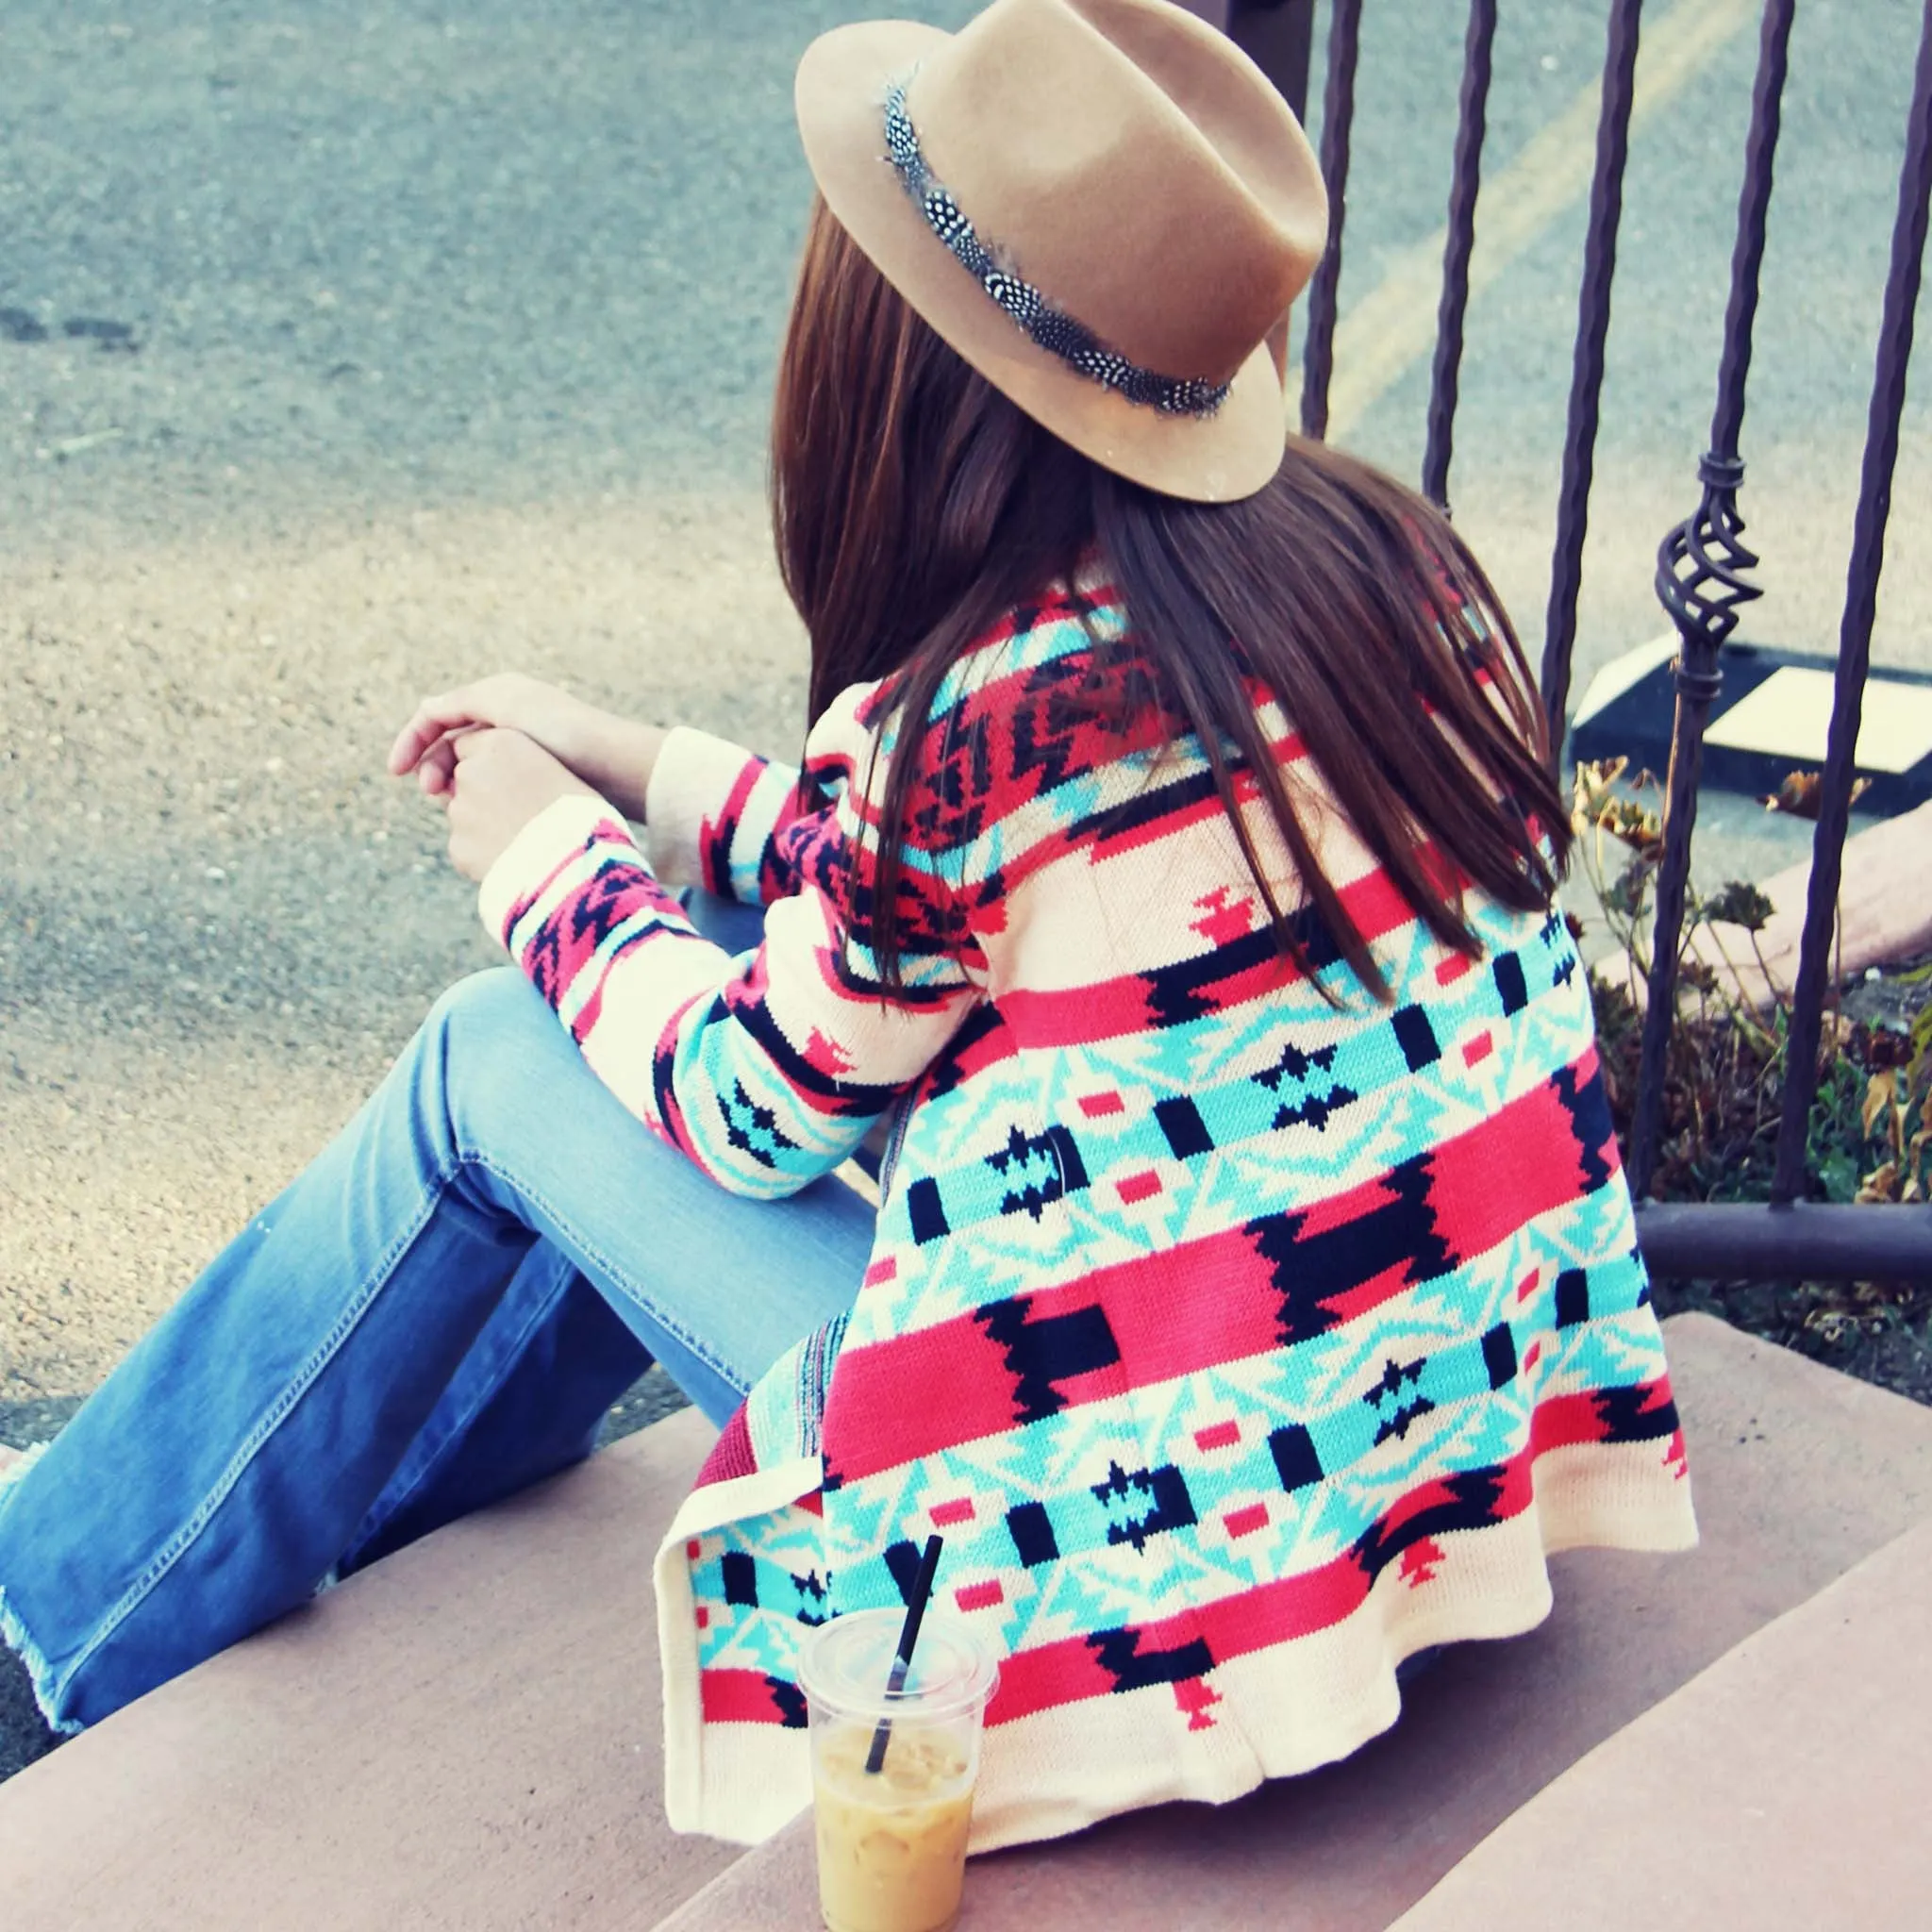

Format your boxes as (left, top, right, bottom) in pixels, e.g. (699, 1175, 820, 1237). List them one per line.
(899, 0, 1327, 384)
(793, 0, 1330, 499)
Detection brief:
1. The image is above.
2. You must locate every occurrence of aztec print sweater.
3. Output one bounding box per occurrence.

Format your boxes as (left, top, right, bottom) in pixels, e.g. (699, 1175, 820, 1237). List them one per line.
(476, 583, 1697, 1852)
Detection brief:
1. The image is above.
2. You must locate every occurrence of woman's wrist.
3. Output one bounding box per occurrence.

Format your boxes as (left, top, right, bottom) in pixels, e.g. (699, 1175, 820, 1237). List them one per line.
(577, 714, 667, 823)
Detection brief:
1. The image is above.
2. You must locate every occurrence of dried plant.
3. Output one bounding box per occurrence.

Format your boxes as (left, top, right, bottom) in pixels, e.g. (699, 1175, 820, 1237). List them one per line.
(1574, 758, 1927, 1208)
(1760, 769, 1874, 818)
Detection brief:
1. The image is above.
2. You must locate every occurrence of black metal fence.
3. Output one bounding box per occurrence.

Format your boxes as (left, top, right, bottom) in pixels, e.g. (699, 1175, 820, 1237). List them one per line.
(1198, 0, 1932, 1282)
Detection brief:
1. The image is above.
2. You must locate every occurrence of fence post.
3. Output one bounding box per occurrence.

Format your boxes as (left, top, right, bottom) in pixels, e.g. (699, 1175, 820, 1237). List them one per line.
(1299, 0, 1364, 441)
(1771, 0, 1932, 1202)
(1228, 0, 1318, 123)
(1539, 0, 1646, 744)
(1421, 0, 1499, 513)
(1626, 0, 1794, 1200)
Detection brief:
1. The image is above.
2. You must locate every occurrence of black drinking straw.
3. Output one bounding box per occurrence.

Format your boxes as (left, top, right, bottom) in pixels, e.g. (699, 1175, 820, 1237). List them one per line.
(864, 1533, 944, 1775)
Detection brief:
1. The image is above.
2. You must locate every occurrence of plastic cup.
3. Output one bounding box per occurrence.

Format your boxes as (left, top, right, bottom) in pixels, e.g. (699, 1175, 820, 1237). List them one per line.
(797, 1609, 1000, 1932)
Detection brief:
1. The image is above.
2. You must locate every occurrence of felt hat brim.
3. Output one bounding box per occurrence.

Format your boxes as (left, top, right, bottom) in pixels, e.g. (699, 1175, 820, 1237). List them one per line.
(795, 19, 1292, 505)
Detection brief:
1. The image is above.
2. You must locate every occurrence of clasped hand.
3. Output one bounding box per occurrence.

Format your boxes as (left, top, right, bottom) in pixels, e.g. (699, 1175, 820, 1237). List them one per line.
(387, 673, 667, 883)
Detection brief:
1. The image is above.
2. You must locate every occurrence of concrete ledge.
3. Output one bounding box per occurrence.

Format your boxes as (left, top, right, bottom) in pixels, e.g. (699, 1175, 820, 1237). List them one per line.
(658, 1315, 1932, 1931)
(0, 1407, 733, 1932)
(1391, 1513, 1932, 1932)
(1688, 797, 1932, 1008)
(8, 1317, 1932, 1931)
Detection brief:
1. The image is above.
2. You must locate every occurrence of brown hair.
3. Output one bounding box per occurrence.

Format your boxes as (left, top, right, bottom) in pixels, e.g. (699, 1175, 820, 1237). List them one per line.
(771, 199, 1568, 999)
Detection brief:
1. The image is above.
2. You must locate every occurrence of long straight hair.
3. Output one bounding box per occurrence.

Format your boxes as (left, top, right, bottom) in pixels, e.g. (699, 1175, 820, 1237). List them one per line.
(771, 200, 1568, 999)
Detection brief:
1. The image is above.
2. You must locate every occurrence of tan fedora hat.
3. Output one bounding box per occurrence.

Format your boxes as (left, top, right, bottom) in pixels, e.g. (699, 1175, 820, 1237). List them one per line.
(795, 0, 1328, 503)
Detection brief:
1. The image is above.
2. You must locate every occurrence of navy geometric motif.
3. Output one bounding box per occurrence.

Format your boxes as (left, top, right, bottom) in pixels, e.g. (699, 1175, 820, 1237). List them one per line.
(1364, 1355, 1428, 1407)
(1154, 1095, 1215, 1159)
(908, 1176, 950, 1245)
(1007, 1500, 1060, 1568)
(1251, 1039, 1359, 1132)
(1482, 1322, 1519, 1390)
(1091, 1459, 1197, 1554)
(1253, 1039, 1341, 1086)
(769, 1676, 809, 1727)
(986, 1121, 1091, 1221)
(882, 1538, 927, 1605)
(1089, 1627, 1216, 1694)
(721, 1078, 801, 1170)
(1555, 1268, 1591, 1327)
(1251, 1157, 1452, 1344)
(1364, 1353, 1434, 1446)
(1392, 1005, 1441, 1071)
(1374, 1397, 1436, 1445)
(1269, 1422, 1324, 1492)
(1493, 952, 1529, 1015)
(722, 1551, 758, 1607)
(1273, 1083, 1358, 1133)
(977, 1296, 1123, 1422)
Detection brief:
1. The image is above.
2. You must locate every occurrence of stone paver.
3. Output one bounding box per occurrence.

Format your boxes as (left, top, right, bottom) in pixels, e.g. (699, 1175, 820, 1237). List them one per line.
(9, 1314, 1907, 1931)
(1391, 1513, 1932, 1932)
(0, 1408, 736, 1932)
(1688, 797, 1932, 1008)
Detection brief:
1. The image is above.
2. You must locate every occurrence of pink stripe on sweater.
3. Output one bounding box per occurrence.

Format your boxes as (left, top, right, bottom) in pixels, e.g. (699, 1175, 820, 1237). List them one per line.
(987, 1448, 1541, 1725)
(823, 1059, 1612, 1483)
(500, 819, 627, 946)
(995, 863, 1426, 1052)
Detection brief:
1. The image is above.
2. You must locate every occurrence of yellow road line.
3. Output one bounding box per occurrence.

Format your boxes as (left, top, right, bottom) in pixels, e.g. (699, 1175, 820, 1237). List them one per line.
(1297, 0, 1756, 440)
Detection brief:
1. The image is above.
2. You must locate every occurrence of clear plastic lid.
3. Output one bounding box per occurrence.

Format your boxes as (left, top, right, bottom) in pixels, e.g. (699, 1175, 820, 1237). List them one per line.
(797, 1608, 1000, 1724)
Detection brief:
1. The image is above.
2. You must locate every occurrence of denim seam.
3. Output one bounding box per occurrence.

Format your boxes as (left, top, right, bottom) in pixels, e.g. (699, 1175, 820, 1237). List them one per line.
(341, 1245, 582, 1559)
(53, 1165, 458, 1707)
(464, 1148, 749, 1397)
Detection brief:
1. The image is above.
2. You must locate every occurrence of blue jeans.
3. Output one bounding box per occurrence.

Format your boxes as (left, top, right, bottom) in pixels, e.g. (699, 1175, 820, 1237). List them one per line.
(0, 898, 874, 1732)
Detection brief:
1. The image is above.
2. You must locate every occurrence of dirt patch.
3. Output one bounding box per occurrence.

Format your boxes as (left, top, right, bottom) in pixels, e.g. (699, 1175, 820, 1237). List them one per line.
(0, 491, 802, 1407)
(1623, 951, 1932, 1413)
(1841, 951, 1932, 1033)
(1653, 1275, 1932, 1408)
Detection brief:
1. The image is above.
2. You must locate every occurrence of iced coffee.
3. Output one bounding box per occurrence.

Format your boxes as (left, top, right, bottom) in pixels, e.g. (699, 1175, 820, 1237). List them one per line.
(798, 1609, 999, 1932)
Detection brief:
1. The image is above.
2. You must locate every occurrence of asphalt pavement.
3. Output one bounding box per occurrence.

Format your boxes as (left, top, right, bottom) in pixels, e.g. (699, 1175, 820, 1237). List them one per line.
(4, 0, 1930, 1412)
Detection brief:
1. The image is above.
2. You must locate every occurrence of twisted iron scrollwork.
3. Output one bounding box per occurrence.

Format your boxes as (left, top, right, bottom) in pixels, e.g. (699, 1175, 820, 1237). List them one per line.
(1630, 450, 1761, 1199)
(1655, 451, 1762, 667)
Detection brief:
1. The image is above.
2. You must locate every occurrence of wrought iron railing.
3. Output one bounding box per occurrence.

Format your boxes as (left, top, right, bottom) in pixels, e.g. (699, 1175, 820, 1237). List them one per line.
(1632, 0, 1791, 1200)
(1206, 0, 1932, 1283)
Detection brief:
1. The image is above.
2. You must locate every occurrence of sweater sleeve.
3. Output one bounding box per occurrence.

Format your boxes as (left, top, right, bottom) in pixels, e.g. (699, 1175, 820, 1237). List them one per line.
(475, 683, 983, 1200)
(641, 725, 816, 907)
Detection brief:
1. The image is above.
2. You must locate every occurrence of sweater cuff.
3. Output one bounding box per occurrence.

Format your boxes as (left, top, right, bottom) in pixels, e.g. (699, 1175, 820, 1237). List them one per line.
(476, 791, 638, 955)
(643, 725, 767, 891)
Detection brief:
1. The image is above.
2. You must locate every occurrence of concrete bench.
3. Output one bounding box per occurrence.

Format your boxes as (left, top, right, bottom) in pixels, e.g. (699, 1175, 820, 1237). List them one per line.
(1389, 1512, 1932, 1932)
(5, 1313, 1931, 1930)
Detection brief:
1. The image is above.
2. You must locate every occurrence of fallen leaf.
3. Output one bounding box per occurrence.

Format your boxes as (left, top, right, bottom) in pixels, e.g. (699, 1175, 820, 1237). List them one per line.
(1760, 769, 1874, 819)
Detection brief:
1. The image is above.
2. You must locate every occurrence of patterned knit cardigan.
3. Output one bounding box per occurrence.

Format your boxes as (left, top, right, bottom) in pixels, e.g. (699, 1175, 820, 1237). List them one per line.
(476, 584, 1697, 1852)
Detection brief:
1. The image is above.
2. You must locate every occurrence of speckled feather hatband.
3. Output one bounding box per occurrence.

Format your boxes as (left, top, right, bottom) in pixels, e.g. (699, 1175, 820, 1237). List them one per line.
(883, 79, 1231, 420)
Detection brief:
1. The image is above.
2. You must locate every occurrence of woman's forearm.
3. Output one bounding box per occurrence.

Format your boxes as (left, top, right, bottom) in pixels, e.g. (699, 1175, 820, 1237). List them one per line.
(575, 713, 667, 823)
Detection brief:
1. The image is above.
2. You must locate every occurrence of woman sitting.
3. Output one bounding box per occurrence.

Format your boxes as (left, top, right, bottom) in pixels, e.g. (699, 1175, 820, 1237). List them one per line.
(0, 0, 1694, 1852)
